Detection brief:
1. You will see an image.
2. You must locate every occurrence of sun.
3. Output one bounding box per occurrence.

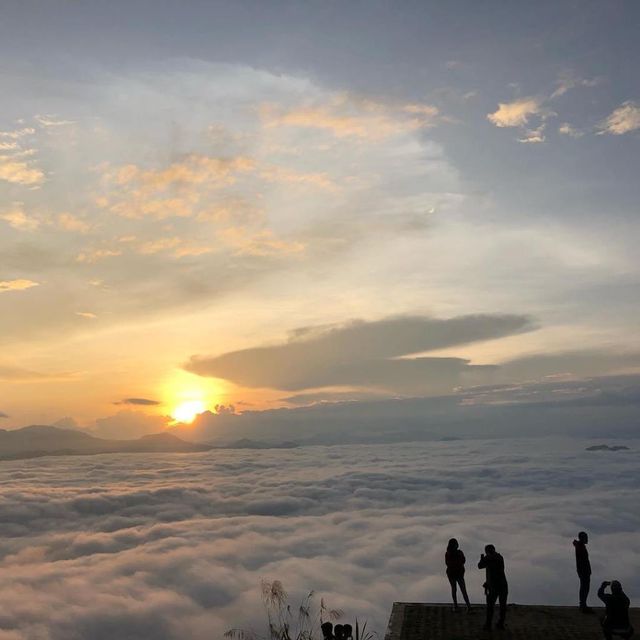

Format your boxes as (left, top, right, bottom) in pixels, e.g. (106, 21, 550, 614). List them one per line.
(171, 399, 206, 424)
(161, 370, 224, 424)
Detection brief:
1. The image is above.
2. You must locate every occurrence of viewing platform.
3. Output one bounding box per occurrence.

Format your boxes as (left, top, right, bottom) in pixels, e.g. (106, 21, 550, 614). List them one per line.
(384, 603, 640, 640)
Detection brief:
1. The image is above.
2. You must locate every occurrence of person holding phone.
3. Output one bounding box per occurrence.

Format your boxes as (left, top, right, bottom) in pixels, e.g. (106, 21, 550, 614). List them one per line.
(598, 580, 634, 640)
(478, 544, 508, 631)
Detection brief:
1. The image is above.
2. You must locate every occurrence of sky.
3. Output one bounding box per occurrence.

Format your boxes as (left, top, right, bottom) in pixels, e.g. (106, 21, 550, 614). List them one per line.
(1, 0, 640, 433)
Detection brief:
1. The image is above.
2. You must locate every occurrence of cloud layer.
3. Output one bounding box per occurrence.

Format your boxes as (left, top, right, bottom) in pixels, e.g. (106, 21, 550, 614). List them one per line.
(0, 439, 639, 640)
(179, 373, 640, 446)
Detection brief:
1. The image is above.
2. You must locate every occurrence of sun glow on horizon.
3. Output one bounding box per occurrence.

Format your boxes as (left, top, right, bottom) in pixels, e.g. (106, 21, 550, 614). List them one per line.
(171, 399, 207, 424)
(162, 370, 224, 424)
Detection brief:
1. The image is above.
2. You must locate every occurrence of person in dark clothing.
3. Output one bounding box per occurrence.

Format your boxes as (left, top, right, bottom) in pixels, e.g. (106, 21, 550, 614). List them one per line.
(334, 624, 345, 640)
(445, 538, 472, 612)
(478, 544, 508, 631)
(574, 531, 593, 612)
(321, 622, 335, 640)
(598, 581, 634, 640)
(342, 624, 353, 640)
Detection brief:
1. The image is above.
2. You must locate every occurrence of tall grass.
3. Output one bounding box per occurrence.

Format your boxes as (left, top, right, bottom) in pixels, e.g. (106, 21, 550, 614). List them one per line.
(225, 580, 345, 640)
(354, 619, 376, 640)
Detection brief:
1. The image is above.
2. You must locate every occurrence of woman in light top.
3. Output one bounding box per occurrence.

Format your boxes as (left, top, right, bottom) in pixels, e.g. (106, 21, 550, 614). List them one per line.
(445, 538, 472, 612)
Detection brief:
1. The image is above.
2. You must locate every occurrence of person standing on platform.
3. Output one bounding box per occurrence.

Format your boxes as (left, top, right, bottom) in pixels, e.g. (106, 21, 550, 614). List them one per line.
(445, 538, 472, 612)
(574, 531, 593, 613)
(478, 544, 508, 631)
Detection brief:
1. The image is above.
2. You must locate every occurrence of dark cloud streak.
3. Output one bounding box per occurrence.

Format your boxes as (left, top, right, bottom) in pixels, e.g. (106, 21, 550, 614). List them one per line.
(186, 314, 533, 392)
(115, 398, 161, 406)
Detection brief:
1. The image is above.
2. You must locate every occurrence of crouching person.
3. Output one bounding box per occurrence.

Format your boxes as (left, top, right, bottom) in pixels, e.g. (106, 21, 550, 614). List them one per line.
(598, 580, 634, 640)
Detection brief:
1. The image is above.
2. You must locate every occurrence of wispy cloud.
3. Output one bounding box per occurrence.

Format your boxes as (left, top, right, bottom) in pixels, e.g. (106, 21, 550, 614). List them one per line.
(58, 212, 91, 233)
(0, 127, 36, 139)
(550, 72, 600, 99)
(558, 123, 583, 138)
(0, 156, 44, 186)
(0, 206, 40, 231)
(76, 248, 122, 263)
(216, 227, 305, 257)
(0, 126, 43, 186)
(0, 279, 39, 293)
(99, 155, 255, 220)
(518, 124, 546, 144)
(112, 155, 254, 191)
(261, 95, 440, 140)
(137, 237, 183, 255)
(598, 101, 640, 135)
(260, 165, 337, 191)
(34, 114, 75, 127)
(487, 97, 544, 128)
(135, 237, 215, 259)
(488, 72, 600, 141)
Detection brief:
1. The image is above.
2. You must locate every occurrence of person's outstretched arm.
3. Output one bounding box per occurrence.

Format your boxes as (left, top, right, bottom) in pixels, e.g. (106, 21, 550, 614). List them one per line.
(597, 581, 610, 602)
(478, 554, 487, 569)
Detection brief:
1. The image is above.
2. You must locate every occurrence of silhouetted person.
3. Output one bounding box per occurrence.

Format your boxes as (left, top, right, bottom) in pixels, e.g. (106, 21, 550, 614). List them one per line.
(321, 622, 335, 640)
(478, 544, 508, 631)
(334, 624, 345, 640)
(342, 623, 353, 640)
(574, 531, 593, 612)
(598, 581, 634, 640)
(446, 538, 472, 612)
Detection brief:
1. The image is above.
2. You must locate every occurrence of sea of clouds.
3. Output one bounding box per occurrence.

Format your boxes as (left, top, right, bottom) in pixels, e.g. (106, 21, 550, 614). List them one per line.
(1, 438, 639, 640)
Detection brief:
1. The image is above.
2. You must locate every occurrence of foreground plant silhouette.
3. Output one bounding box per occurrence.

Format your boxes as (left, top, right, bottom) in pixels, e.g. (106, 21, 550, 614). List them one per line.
(225, 580, 374, 640)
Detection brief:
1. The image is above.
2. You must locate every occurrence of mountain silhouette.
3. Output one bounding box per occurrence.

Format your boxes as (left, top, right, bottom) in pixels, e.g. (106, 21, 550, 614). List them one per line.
(0, 425, 211, 460)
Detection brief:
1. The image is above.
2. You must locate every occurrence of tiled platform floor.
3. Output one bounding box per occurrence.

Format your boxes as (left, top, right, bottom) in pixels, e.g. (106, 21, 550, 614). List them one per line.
(384, 603, 639, 640)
